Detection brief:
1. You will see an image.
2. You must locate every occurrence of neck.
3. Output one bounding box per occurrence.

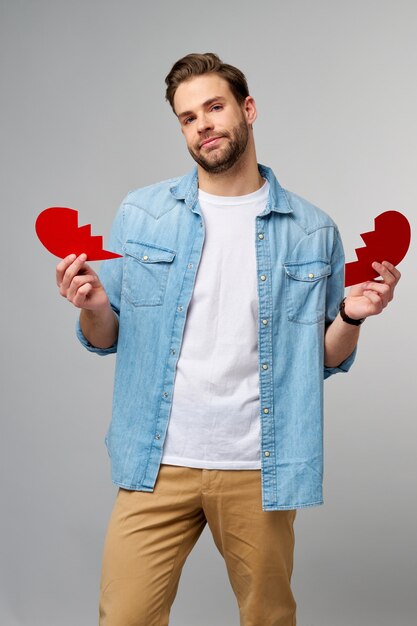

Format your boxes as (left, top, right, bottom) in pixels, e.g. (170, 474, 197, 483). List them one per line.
(197, 139, 263, 196)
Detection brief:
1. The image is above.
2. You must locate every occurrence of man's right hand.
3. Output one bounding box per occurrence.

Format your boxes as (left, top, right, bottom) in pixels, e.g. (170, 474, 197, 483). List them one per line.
(56, 253, 118, 349)
(56, 253, 110, 311)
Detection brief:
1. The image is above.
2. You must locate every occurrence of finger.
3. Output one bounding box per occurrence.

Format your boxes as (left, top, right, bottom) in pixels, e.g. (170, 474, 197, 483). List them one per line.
(56, 254, 76, 287)
(60, 253, 89, 293)
(67, 273, 98, 302)
(372, 261, 397, 287)
(361, 281, 391, 305)
(381, 260, 401, 282)
(347, 282, 368, 297)
(72, 282, 93, 308)
(363, 289, 384, 314)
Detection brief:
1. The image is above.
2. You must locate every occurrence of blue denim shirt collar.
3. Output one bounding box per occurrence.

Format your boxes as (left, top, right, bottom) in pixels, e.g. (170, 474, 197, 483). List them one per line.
(169, 164, 293, 215)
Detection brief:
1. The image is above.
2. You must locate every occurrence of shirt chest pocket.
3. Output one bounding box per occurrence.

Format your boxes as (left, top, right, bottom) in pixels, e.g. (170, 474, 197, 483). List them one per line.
(122, 241, 176, 307)
(284, 260, 331, 324)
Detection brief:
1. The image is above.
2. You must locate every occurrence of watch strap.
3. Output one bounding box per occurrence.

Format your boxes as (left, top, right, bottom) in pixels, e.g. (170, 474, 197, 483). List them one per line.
(339, 297, 365, 326)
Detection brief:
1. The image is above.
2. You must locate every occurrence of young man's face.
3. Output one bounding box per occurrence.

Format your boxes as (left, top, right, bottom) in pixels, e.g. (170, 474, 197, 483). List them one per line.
(173, 73, 253, 174)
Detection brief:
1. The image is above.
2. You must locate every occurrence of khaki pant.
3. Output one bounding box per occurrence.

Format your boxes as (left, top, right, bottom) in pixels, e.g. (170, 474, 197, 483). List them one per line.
(99, 464, 297, 626)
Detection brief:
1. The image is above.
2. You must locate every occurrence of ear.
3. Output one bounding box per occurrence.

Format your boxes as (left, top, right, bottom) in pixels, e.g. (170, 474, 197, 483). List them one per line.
(243, 96, 257, 125)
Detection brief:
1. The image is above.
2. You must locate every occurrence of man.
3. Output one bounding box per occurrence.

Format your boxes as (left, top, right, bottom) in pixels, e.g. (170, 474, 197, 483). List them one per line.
(56, 53, 400, 626)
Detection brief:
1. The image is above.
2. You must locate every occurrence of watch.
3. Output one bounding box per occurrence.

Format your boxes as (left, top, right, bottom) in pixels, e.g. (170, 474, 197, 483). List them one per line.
(339, 297, 365, 326)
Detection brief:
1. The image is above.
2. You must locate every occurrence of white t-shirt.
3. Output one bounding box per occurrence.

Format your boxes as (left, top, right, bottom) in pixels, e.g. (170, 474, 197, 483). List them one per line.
(160, 180, 270, 469)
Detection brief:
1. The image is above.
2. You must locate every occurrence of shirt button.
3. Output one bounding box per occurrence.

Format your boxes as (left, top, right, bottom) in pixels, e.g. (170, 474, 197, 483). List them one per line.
(258, 233, 264, 240)
(263, 408, 269, 414)
(308, 273, 315, 279)
(177, 306, 183, 312)
(170, 349, 176, 355)
(260, 275, 267, 281)
(187, 263, 193, 269)
(163, 392, 169, 399)
(262, 319, 268, 326)
(262, 363, 269, 370)
(155, 433, 161, 440)
(264, 451, 270, 457)
(143, 255, 149, 261)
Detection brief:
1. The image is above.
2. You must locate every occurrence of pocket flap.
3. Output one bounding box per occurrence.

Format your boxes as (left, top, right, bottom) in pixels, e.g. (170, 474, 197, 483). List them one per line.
(284, 260, 331, 281)
(123, 240, 176, 264)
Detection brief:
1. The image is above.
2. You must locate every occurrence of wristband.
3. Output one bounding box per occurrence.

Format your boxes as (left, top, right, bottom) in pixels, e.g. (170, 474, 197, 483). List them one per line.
(339, 298, 365, 326)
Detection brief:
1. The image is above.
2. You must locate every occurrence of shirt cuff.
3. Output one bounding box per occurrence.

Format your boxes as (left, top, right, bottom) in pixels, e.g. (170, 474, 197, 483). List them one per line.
(75, 312, 118, 355)
(323, 344, 357, 380)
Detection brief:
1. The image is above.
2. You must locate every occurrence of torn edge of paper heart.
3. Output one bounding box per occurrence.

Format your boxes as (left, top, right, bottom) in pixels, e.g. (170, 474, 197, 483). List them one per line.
(35, 207, 123, 260)
(344, 210, 411, 287)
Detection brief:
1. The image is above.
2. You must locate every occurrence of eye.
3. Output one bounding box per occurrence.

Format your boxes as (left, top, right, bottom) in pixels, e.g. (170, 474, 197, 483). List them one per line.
(184, 116, 195, 125)
(211, 104, 223, 111)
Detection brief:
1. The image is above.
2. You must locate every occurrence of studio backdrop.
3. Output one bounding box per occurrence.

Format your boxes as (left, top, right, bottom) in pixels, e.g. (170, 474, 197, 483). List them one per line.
(1, 1, 416, 625)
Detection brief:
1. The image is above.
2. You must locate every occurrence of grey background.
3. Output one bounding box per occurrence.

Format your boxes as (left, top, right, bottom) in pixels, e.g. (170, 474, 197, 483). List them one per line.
(1, 1, 416, 625)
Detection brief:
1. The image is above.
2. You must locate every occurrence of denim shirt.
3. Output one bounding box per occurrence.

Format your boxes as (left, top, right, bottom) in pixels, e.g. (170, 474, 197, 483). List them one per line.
(76, 164, 356, 510)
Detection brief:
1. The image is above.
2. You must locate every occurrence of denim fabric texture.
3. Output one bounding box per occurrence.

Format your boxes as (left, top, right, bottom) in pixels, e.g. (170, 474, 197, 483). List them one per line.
(76, 164, 356, 510)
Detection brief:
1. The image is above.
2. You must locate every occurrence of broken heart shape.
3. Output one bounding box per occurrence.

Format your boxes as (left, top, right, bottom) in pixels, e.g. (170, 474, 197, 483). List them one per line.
(345, 210, 411, 287)
(36, 207, 411, 279)
(35, 207, 122, 261)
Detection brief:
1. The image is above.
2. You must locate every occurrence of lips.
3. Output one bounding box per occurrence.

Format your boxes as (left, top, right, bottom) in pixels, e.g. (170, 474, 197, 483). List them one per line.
(199, 135, 225, 149)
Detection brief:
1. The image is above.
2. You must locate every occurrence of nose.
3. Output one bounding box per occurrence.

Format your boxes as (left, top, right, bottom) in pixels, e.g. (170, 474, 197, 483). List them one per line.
(196, 112, 214, 134)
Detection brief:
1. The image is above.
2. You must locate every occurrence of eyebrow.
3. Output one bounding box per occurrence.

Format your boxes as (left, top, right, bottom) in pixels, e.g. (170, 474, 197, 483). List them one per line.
(177, 96, 226, 120)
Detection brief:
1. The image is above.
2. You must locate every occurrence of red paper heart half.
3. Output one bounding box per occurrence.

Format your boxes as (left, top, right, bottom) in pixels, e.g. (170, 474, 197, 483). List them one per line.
(35, 207, 122, 261)
(345, 210, 411, 287)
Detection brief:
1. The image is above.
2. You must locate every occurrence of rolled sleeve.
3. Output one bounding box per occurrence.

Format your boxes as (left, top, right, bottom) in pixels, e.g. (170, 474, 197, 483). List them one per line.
(324, 344, 357, 379)
(75, 306, 119, 355)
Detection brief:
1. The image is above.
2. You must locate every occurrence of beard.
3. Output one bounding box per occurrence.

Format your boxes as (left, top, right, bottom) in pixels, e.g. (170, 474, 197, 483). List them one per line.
(188, 119, 249, 174)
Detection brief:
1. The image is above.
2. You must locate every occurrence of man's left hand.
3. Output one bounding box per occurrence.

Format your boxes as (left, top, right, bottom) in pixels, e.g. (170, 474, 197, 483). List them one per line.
(344, 261, 401, 320)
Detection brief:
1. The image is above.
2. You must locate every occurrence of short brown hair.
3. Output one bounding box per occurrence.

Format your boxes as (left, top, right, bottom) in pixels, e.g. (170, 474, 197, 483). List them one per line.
(165, 52, 250, 112)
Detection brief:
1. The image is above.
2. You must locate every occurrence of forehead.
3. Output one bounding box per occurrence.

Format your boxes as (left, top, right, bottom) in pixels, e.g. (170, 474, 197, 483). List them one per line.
(173, 73, 235, 115)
